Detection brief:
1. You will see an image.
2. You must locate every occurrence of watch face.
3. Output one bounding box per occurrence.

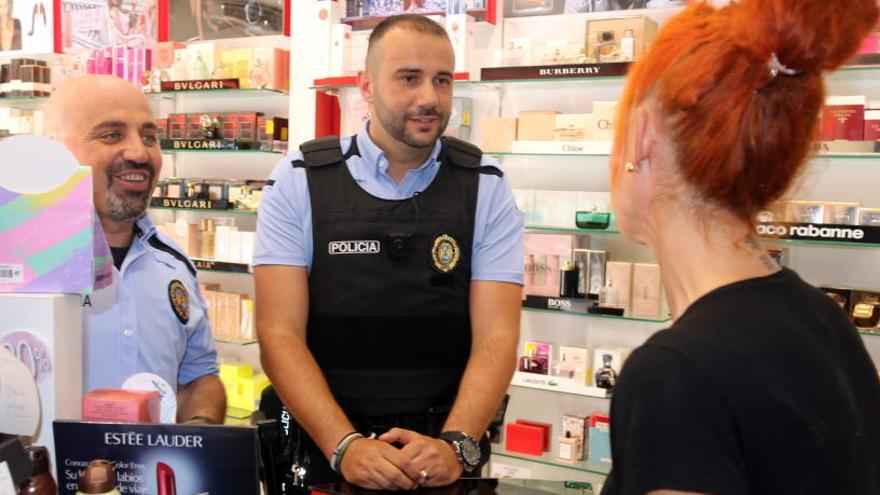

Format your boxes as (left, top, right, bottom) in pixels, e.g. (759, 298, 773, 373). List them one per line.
(460, 438, 481, 466)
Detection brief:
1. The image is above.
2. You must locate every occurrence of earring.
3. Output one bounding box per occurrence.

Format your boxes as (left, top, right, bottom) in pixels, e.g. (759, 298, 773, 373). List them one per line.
(625, 162, 637, 173)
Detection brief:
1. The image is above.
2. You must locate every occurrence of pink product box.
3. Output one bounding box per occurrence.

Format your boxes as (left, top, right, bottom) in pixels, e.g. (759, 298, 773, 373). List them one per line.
(82, 389, 161, 423)
(523, 234, 574, 298)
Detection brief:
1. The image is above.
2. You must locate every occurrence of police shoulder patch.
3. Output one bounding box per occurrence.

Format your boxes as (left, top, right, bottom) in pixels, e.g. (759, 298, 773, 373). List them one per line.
(431, 234, 460, 274)
(168, 280, 190, 324)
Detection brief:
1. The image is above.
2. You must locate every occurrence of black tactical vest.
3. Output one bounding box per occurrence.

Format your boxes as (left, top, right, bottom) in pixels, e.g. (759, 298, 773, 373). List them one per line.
(296, 135, 502, 416)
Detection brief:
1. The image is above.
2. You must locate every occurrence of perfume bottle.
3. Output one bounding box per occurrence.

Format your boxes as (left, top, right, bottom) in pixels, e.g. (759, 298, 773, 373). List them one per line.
(594, 354, 617, 390)
(211, 63, 231, 80)
(172, 52, 188, 80)
(148, 68, 169, 93)
(559, 261, 579, 298)
(249, 59, 269, 89)
(17, 446, 57, 495)
(620, 29, 635, 62)
(599, 279, 618, 308)
(594, 31, 618, 63)
(191, 52, 210, 80)
(524, 254, 536, 285)
(533, 254, 548, 286)
(853, 298, 880, 330)
(200, 219, 216, 260)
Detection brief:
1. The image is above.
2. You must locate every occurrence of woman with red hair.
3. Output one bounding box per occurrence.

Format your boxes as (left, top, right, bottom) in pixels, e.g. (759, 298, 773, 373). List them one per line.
(604, 0, 880, 493)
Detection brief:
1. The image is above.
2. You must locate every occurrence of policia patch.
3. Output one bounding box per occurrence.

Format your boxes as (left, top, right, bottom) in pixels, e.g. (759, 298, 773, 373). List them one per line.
(168, 280, 190, 324)
(431, 234, 461, 274)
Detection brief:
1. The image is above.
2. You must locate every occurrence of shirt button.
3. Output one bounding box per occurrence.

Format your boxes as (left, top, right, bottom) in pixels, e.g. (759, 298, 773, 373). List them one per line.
(123, 328, 134, 337)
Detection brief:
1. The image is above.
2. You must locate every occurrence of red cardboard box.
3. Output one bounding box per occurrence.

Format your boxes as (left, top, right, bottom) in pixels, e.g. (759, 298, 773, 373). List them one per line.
(515, 419, 552, 453)
(505, 422, 545, 456)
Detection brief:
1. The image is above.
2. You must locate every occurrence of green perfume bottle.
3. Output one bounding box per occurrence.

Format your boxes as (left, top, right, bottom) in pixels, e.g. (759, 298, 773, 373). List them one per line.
(575, 210, 610, 230)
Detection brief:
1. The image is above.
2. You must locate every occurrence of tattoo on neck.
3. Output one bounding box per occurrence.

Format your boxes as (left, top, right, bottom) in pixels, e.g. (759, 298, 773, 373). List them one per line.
(744, 235, 778, 271)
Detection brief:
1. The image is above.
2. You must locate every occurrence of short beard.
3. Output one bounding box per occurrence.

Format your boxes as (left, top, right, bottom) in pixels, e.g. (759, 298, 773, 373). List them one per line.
(104, 160, 154, 223)
(374, 93, 449, 149)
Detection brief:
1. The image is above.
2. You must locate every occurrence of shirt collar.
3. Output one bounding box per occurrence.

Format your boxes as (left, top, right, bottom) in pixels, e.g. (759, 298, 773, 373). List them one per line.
(356, 121, 443, 179)
(134, 213, 157, 243)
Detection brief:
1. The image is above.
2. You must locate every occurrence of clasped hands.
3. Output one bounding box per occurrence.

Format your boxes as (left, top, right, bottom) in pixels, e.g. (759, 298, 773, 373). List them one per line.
(339, 428, 463, 491)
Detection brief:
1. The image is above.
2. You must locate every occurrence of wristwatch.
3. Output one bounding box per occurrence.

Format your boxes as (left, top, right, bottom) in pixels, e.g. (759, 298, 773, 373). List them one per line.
(439, 431, 483, 473)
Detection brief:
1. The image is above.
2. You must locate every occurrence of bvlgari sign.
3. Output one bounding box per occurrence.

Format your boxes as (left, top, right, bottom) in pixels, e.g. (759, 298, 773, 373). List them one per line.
(480, 63, 630, 81)
(160, 79, 240, 91)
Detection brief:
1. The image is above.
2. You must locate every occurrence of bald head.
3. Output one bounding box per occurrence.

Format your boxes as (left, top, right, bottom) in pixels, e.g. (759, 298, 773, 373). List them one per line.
(45, 75, 152, 143)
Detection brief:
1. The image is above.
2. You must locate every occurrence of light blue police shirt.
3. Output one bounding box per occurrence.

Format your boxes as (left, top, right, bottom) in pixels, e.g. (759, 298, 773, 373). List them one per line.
(254, 122, 524, 285)
(81, 214, 219, 393)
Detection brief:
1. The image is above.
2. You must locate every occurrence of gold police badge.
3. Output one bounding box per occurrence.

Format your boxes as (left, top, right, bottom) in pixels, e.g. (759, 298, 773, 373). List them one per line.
(168, 280, 190, 324)
(431, 234, 460, 274)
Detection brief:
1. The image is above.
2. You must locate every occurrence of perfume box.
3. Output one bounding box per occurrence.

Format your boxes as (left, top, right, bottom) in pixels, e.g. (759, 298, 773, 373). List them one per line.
(503, 38, 533, 66)
(604, 261, 633, 315)
(518, 111, 559, 141)
(520, 340, 553, 375)
(82, 389, 161, 423)
(239, 112, 263, 141)
(446, 14, 475, 74)
(252, 47, 289, 91)
(555, 345, 590, 385)
(574, 249, 606, 300)
(155, 118, 168, 141)
(562, 413, 589, 460)
(859, 208, 880, 226)
(588, 412, 612, 467)
(592, 101, 619, 141)
(785, 201, 825, 224)
(823, 202, 861, 225)
(586, 16, 658, 62)
(504, 0, 564, 18)
(516, 420, 552, 453)
(505, 422, 545, 456)
(155, 42, 186, 69)
(330, 24, 353, 76)
(483, 117, 518, 152)
(866, 110, 880, 141)
(221, 112, 239, 140)
(592, 347, 629, 389)
(631, 263, 663, 320)
(555, 114, 594, 141)
(523, 234, 574, 297)
(822, 96, 866, 141)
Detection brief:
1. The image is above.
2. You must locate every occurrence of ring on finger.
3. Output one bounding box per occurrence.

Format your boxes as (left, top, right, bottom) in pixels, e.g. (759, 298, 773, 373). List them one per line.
(419, 468, 430, 484)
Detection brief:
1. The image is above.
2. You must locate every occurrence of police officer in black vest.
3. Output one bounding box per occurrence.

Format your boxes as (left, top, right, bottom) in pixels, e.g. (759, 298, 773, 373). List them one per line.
(254, 14, 524, 491)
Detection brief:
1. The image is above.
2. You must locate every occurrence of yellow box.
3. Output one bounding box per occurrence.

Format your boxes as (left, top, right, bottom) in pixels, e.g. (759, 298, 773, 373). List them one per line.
(517, 111, 559, 141)
(229, 373, 271, 412)
(483, 117, 518, 152)
(554, 114, 594, 141)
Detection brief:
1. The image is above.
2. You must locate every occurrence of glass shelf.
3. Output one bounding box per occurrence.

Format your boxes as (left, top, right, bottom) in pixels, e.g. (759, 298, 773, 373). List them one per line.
(0, 95, 49, 109)
(859, 331, 880, 338)
(341, 9, 489, 30)
(492, 450, 611, 476)
(490, 151, 610, 157)
(525, 225, 621, 235)
(522, 306, 670, 324)
(160, 148, 283, 154)
(150, 206, 257, 215)
(812, 152, 880, 159)
(147, 87, 287, 99)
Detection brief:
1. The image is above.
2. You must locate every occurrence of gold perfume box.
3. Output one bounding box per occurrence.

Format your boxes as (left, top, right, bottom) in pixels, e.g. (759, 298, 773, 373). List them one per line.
(518, 111, 559, 142)
(586, 16, 658, 63)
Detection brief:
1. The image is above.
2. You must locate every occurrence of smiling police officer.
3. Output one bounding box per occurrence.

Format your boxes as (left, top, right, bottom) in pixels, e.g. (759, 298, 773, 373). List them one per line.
(254, 14, 523, 492)
(44, 75, 226, 425)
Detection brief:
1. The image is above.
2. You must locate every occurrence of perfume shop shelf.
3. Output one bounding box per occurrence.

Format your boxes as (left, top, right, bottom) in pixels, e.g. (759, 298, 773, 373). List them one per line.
(146, 87, 287, 100)
(149, 205, 258, 215)
(160, 148, 284, 155)
(525, 226, 621, 236)
(341, 9, 490, 31)
(191, 259, 253, 275)
(511, 371, 611, 400)
(492, 448, 611, 477)
(859, 331, 880, 338)
(0, 95, 49, 109)
(521, 305, 670, 324)
(214, 337, 258, 346)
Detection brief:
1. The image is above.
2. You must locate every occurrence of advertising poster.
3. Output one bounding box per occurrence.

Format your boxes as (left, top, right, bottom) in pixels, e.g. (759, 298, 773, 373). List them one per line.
(169, 0, 284, 42)
(60, 0, 156, 51)
(0, 0, 53, 54)
(53, 421, 261, 495)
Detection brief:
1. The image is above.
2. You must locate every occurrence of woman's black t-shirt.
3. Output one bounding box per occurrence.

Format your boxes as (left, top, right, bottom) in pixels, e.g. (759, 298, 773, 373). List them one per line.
(602, 268, 880, 495)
